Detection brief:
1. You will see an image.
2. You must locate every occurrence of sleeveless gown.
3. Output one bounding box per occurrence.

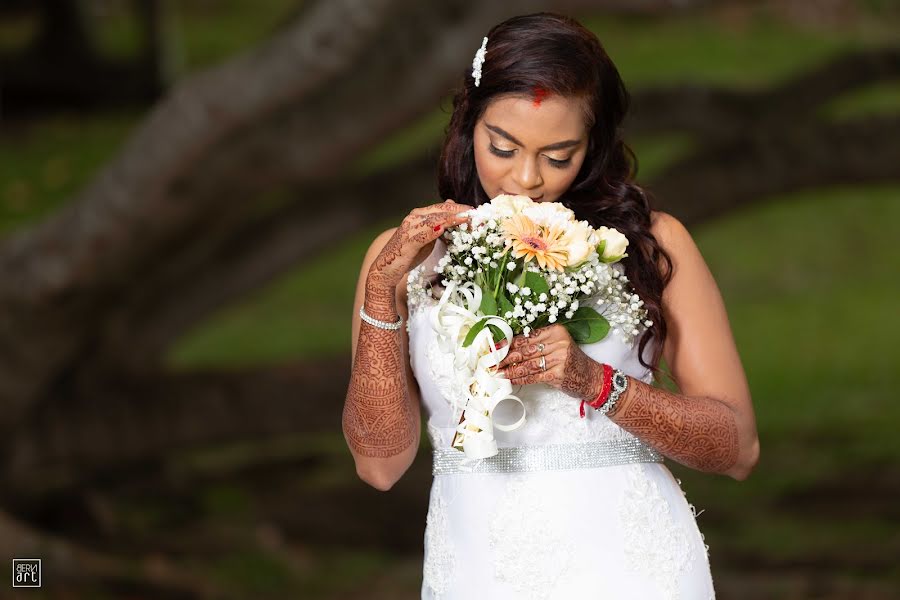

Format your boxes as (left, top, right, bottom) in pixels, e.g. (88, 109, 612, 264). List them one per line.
(405, 239, 716, 600)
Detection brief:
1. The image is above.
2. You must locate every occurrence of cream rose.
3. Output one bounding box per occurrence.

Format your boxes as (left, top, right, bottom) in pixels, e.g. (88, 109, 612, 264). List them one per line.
(596, 226, 629, 262)
(561, 219, 594, 267)
(489, 194, 534, 218)
(522, 201, 575, 229)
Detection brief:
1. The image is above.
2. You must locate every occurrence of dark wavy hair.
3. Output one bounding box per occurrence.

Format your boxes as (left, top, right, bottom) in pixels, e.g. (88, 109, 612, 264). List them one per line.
(438, 12, 674, 382)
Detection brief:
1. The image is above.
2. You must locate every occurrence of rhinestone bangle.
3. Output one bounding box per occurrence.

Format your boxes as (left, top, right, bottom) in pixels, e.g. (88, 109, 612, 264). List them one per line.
(359, 305, 403, 330)
(598, 368, 629, 416)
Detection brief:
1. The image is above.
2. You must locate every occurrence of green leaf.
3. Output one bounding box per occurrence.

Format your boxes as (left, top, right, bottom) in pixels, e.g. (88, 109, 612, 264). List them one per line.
(564, 307, 610, 344)
(599, 253, 625, 264)
(462, 318, 488, 348)
(515, 268, 527, 288)
(486, 323, 506, 343)
(479, 292, 497, 316)
(498, 292, 515, 318)
(524, 271, 549, 295)
(563, 319, 590, 342)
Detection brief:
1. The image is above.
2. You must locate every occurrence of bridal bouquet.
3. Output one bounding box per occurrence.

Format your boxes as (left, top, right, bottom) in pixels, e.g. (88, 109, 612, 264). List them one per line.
(410, 194, 652, 459)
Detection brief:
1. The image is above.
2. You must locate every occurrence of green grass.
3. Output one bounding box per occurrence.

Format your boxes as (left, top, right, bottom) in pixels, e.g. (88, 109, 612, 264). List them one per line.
(0, 111, 142, 235)
(582, 12, 895, 89)
(820, 80, 900, 121)
(205, 549, 296, 594)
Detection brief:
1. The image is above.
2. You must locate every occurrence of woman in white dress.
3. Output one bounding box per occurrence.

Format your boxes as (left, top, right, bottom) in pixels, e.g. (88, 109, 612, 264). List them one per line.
(343, 12, 759, 600)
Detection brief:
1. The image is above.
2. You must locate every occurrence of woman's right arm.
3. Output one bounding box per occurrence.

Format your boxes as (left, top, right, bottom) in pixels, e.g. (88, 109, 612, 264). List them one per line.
(343, 202, 471, 491)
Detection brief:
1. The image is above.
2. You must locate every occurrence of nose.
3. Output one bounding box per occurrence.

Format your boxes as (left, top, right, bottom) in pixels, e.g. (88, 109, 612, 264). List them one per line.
(512, 156, 543, 191)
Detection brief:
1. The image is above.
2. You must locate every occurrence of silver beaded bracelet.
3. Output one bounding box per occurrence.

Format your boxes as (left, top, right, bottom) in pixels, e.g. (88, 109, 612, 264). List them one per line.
(597, 368, 629, 416)
(359, 305, 403, 330)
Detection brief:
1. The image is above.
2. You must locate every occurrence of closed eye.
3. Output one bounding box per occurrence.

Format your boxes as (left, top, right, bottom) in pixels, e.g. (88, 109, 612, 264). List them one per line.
(488, 144, 514, 158)
(488, 144, 572, 169)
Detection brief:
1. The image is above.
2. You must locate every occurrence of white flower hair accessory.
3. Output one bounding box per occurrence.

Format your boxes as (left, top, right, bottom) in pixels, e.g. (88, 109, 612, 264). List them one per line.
(472, 36, 488, 87)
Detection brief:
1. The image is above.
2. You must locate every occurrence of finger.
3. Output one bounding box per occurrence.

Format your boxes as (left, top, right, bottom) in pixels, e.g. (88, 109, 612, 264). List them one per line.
(508, 367, 557, 387)
(497, 341, 546, 369)
(440, 198, 476, 210)
(412, 214, 465, 238)
(505, 327, 553, 359)
(423, 212, 469, 233)
(430, 199, 469, 212)
(497, 352, 559, 380)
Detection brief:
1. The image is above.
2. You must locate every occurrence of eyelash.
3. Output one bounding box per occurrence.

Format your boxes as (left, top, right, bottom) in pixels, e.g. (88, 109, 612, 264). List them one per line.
(488, 144, 572, 169)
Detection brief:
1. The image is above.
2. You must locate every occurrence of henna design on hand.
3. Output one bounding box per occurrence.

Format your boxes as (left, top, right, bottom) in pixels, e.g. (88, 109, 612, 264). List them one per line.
(609, 380, 741, 474)
(559, 345, 604, 400)
(344, 285, 416, 458)
(369, 203, 471, 287)
(343, 201, 471, 462)
(490, 325, 742, 475)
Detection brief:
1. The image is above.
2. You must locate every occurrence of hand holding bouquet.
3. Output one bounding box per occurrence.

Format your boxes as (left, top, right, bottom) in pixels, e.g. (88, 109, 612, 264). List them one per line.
(410, 194, 652, 459)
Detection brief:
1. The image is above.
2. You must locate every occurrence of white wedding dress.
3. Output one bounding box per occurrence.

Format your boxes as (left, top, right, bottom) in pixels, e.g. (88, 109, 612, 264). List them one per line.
(405, 239, 716, 600)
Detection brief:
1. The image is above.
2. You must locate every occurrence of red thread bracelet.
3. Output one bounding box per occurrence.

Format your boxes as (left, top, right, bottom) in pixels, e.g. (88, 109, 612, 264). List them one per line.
(591, 364, 614, 408)
(580, 363, 613, 418)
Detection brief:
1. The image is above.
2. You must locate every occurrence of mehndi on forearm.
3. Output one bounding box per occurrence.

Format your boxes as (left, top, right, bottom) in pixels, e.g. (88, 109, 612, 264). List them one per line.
(607, 378, 740, 475)
(343, 279, 418, 460)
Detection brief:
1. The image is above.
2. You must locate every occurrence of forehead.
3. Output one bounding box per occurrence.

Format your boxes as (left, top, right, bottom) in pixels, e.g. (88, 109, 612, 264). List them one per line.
(481, 93, 588, 139)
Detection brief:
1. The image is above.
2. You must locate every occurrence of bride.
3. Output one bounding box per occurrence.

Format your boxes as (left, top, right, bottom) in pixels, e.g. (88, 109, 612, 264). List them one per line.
(343, 12, 759, 600)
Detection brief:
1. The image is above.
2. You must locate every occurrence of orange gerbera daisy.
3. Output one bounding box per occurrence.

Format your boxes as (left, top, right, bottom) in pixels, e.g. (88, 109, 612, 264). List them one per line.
(501, 213, 569, 272)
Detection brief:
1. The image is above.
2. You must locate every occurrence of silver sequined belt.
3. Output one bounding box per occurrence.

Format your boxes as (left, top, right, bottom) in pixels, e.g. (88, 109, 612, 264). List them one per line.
(432, 437, 664, 476)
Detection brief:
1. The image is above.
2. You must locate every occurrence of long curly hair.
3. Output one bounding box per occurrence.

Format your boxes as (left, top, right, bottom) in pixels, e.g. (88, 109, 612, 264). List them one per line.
(438, 12, 674, 382)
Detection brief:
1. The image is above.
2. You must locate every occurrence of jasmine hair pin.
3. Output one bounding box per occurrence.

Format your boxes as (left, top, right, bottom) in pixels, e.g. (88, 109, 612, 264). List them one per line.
(472, 36, 488, 87)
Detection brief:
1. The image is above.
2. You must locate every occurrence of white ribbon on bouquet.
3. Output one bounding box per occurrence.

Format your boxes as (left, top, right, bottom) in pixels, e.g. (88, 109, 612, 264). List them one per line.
(429, 280, 527, 459)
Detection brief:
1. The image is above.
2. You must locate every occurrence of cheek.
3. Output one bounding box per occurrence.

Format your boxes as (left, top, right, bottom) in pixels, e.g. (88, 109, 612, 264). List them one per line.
(549, 158, 584, 192)
(543, 169, 577, 196)
(474, 147, 505, 186)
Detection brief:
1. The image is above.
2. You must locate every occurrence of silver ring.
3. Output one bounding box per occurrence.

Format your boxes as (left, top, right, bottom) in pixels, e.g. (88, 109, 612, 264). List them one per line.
(539, 355, 546, 371)
(537, 342, 545, 353)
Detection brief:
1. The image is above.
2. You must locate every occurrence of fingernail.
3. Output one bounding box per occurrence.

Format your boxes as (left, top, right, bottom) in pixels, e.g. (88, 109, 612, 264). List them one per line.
(433, 225, 442, 231)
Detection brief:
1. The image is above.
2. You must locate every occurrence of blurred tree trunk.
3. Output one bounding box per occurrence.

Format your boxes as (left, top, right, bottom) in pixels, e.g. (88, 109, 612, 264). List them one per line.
(0, 0, 896, 595)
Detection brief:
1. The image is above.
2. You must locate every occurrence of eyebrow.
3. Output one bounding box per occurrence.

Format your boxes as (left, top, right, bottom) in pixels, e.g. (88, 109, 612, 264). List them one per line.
(485, 123, 581, 151)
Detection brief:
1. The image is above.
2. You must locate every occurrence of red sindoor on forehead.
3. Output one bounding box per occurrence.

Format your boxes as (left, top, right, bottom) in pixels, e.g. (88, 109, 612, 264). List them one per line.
(532, 86, 549, 107)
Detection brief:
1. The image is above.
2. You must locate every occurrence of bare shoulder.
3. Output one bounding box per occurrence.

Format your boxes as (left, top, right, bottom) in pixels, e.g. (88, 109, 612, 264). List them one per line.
(650, 210, 691, 253)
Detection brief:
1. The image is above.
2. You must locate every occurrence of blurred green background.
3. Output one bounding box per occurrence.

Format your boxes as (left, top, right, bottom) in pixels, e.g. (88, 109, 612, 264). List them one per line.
(2, 1, 898, 598)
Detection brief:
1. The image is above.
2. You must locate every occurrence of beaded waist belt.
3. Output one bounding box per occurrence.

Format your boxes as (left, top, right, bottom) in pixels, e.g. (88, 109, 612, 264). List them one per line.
(432, 437, 664, 476)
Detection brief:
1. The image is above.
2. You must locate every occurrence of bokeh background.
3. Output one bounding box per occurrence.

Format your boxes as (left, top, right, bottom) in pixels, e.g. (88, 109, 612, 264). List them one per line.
(1, 1, 898, 598)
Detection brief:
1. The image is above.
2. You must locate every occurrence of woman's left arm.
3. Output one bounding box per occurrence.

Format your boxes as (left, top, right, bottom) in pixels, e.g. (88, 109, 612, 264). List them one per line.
(495, 212, 759, 480)
(607, 212, 759, 480)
